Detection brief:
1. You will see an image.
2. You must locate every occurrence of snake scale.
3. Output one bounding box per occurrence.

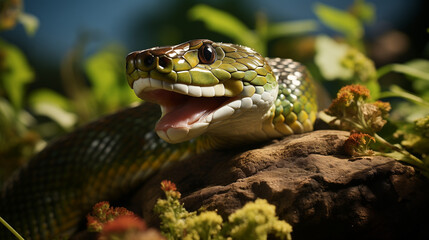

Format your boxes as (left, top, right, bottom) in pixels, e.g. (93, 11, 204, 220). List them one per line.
(0, 39, 317, 239)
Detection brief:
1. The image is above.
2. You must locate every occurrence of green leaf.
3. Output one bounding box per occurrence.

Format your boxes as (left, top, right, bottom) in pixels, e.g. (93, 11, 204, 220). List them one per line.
(84, 45, 139, 113)
(314, 2, 363, 40)
(404, 59, 429, 81)
(188, 4, 264, 54)
(407, 59, 429, 101)
(377, 60, 429, 81)
(349, 0, 375, 24)
(0, 39, 34, 109)
(85, 45, 123, 109)
(363, 79, 380, 100)
(378, 85, 429, 108)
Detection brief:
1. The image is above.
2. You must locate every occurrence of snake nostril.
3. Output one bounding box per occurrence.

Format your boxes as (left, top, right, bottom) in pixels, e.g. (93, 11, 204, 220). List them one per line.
(157, 57, 173, 73)
(159, 57, 167, 68)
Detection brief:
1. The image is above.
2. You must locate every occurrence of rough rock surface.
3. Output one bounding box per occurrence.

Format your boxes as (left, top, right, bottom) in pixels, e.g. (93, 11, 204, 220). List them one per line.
(130, 130, 429, 240)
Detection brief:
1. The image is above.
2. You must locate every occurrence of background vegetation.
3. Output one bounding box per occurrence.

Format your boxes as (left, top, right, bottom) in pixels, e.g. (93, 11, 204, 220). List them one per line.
(0, 0, 428, 181)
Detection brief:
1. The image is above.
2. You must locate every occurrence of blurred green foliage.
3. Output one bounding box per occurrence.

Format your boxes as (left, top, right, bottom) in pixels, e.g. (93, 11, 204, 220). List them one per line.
(189, 4, 318, 56)
(0, 5, 138, 183)
(0, 41, 139, 182)
(84, 45, 139, 115)
(313, 1, 429, 175)
(0, 39, 33, 110)
(0, 26, 39, 183)
(30, 44, 139, 130)
(396, 116, 429, 164)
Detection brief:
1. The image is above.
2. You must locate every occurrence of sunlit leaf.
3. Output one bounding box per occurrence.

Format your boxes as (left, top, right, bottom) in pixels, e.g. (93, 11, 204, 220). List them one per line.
(18, 12, 39, 36)
(267, 20, 318, 40)
(29, 89, 77, 129)
(314, 2, 363, 40)
(314, 35, 352, 80)
(32, 103, 77, 130)
(0, 39, 34, 109)
(29, 89, 73, 111)
(188, 4, 263, 53)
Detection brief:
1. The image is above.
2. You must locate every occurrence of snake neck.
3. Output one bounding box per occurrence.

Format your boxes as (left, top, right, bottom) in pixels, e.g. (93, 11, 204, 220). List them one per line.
(267, 58, 318, 137)
(202, 58, 318, 149)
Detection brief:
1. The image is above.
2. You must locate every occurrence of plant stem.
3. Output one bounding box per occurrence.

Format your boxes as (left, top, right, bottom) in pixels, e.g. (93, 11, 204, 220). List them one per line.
(0, 217, 24, 240)
(373, 133, 428, 172)
(321, 111, 429, 174)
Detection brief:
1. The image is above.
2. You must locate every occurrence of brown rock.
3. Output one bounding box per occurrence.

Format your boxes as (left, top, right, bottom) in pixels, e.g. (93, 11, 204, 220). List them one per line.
(131, 130, 429, 240)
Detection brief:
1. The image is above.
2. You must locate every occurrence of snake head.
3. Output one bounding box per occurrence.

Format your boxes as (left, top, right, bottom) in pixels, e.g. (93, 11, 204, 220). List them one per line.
(126, 39, 278, 144)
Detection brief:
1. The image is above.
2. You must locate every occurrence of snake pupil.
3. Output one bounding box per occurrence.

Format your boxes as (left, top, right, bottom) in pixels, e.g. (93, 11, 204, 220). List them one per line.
(198, 44, 216, 64)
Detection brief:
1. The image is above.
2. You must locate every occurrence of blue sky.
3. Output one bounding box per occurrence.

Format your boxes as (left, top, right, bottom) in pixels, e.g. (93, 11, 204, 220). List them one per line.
(1, 0, 421, 66)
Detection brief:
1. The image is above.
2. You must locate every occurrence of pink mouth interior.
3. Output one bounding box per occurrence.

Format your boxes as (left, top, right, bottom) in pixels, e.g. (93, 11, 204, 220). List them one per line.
(140, 89, 230, 131)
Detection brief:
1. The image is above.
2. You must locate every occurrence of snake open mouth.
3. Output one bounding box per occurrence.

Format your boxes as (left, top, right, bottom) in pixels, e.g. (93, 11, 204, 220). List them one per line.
(133, 77, 244, 143)
(140, 89, 230, 131)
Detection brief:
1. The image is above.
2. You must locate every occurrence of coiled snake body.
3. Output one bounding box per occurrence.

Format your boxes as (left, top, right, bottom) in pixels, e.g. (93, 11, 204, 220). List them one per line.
(0, 40, 317, 239)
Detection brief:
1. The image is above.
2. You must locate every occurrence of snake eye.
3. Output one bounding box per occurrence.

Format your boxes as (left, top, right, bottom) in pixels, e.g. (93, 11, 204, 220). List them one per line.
(198, 44, 216, 64)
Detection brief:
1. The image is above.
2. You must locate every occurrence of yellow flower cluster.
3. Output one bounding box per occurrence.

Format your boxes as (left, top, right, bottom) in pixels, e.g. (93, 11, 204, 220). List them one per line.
(155, 181, 292, 240)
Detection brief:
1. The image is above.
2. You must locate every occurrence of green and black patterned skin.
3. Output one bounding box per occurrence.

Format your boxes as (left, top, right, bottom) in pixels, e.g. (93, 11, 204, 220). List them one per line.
(0, 40, 317, 239)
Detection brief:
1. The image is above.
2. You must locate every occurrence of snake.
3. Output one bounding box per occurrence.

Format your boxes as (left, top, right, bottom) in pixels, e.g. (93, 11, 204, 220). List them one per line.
(0, 39, 317, 239)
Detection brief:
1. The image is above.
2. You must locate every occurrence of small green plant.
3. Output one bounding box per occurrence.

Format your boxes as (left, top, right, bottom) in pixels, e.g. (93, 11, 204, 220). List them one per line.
(154, 180, 292, 240)
(87, 181, 292, 240)
(0, 0, 42, 183)
(394, 116, 429, 164)
(310, 0, 429, 177)
(321, 84, 429, 177)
